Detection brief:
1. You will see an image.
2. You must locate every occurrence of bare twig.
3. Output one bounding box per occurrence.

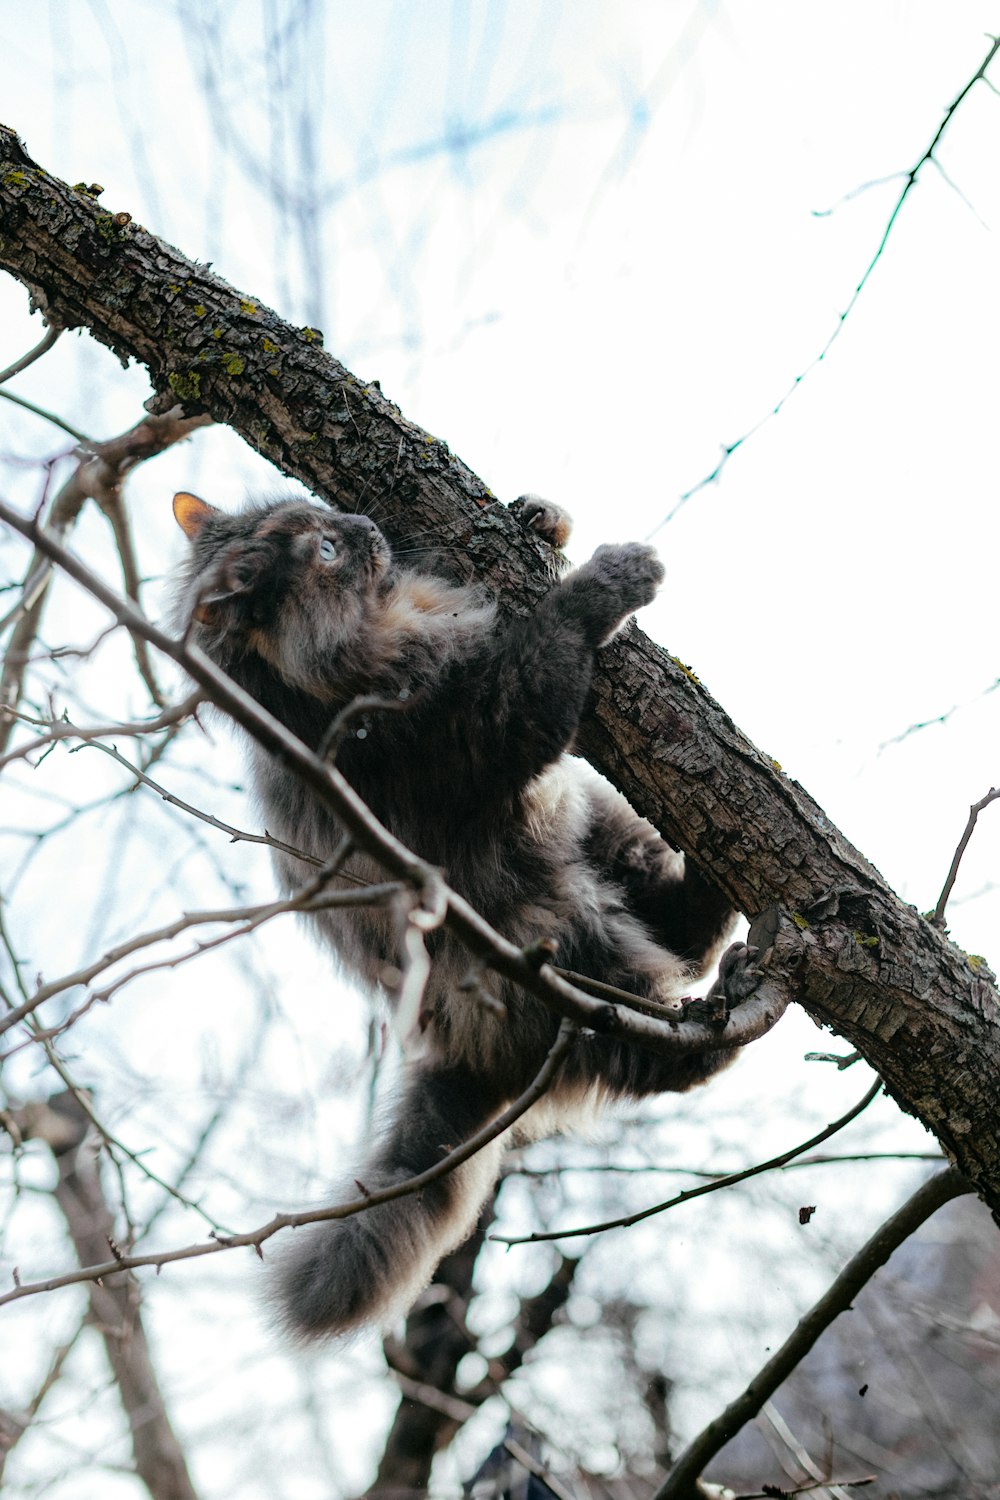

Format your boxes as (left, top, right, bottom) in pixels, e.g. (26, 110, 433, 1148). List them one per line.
(734, 1476, 874, 1499)
(653, 1167, 972, 1500)
(655, 33, 1000, 530)
(0, 899, 234, 1235)
(316, 689, 415, 761)
(878, 673, 1000, 750)
(0, 405, 211, 750)
(96, 484, 168, 704)
(0, 388, 89, 442)
(0, 877, 402, 1042)
(0, 1019, 579, 1309)
(931, 786, 1000, 927)
(0, 325, 62, 386)
(504, 1150, 944, 1181)
(0, 1315, 86, 1478)
(75, 739, 329, 870)
(0, 693, 201, 772)
(492, 1079, 883, 1246)
(0, 495, 791, 1063)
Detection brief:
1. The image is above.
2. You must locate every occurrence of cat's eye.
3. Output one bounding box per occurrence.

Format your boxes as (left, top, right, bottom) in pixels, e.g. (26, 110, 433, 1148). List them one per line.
(318, 538, 337, 562)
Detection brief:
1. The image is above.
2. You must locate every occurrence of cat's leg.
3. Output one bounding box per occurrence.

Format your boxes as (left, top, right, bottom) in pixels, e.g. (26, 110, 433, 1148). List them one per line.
(273, 1060, 509, 1339)
(583, 778, 736, 976)
(560, 936, 759, 1101)
(459, 542, 665, 795)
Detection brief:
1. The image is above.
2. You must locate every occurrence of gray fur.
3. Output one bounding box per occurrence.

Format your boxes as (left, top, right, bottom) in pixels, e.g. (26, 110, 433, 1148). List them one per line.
(172, 495, 737, 1338)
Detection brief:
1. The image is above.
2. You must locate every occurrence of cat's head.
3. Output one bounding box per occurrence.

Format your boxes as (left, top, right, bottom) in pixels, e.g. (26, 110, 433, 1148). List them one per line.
(173, 494, 393, 630)
(171, 492, 493, 698)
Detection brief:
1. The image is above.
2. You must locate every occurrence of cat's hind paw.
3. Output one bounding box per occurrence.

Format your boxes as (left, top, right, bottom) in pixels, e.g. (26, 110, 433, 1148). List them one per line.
(682, 943, 761, 1029)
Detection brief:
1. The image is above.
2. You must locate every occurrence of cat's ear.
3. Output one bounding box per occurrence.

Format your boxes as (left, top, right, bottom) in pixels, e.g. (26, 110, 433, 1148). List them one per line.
(173, 491, 219, 540)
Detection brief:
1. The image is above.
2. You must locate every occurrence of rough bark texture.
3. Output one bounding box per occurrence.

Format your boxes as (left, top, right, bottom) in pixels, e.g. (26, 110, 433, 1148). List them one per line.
(2, 124, 999, 1212)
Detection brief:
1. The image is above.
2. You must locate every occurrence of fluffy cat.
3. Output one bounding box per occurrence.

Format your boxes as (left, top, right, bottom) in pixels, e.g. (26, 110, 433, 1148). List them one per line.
(171, 490, 739, 1338)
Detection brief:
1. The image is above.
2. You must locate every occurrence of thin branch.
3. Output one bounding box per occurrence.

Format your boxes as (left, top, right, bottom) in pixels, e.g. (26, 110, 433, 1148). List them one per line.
(0, 1019, 579, 1309)
(0, 900, 234, 1236)
(0, 1314, 86, 1478)
(879, 671, 1000, 750)
(654, 32, 1000, 531)
(0, 325, 62, 386)
(0, 405, 211, 751)
(13, 1024, 230, 1237)
(0, 876, 401, 1043)
(0, 693, 201, 772)
(734, 1477, 874, 1499)
(931, 786, 1000, 927)
(74, 739, 328, 870)
(0, 494, 791, 1063)
(0, 387, 90, 442)
(653, 1167, 972, 1500)
(504, 1149, 944, 1180)
(96, 485, 167, 704)
(810, 171, 909, 217)
(492, 1079, 883, 1246)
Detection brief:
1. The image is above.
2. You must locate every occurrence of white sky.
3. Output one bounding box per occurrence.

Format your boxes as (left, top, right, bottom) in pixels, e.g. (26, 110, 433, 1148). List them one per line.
(1, 3, 999, 1495)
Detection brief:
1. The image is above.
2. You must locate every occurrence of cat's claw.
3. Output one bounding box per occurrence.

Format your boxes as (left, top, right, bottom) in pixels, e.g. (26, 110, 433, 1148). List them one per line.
(716, 942, 762, 1005)
(683, 943, 761, 1027)
(510, 493, 573, 549)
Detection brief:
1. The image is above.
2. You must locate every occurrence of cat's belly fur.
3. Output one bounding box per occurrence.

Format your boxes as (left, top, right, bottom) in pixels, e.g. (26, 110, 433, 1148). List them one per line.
(250, 749, 692, 1076)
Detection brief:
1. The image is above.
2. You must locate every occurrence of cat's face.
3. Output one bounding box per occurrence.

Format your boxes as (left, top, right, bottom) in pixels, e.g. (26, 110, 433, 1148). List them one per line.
(173, 495, 393, 635)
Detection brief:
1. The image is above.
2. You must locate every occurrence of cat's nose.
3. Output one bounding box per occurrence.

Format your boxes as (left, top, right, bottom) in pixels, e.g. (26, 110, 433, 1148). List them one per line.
(343, 514, 376, 532)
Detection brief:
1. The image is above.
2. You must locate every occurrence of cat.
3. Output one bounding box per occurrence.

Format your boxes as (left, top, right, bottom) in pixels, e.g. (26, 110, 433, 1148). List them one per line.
(171, 490, 740, 1339)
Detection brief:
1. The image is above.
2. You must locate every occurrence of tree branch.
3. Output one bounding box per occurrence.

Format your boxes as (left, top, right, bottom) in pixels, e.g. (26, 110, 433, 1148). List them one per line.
(656, 32, 1000, 524)
(0, 404, 211, 751)
(0, 493, 790, 1066)
(931, 786, 1000, 927)
(493, 1079, 883, 1246)
(653, 1167, 973, 1500)
(0, 1020, 579, 1309)
(13, 1093, 202, 1500)
(2, 125, 1000, 1215)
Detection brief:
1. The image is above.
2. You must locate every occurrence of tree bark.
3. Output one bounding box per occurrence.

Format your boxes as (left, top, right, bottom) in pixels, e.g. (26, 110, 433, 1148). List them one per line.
(2, 124, 999, 1213)
(14, 1096, 201, 1500)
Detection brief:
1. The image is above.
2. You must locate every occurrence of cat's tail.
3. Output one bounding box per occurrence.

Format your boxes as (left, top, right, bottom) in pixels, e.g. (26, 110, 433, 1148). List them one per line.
(272, 1060, 508, 1340)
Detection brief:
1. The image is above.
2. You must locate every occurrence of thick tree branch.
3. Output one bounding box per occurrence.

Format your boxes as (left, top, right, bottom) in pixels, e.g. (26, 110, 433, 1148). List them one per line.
(2, 125, 1000, 1216)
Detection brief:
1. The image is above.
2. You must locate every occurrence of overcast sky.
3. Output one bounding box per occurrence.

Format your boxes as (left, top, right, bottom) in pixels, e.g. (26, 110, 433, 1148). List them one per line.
(2, 4, 999, 1494)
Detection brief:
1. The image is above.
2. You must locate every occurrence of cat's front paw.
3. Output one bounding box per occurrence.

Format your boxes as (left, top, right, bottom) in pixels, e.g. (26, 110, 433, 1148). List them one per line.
(510, 494, 572, 549)
(586, 542, 664, 613)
